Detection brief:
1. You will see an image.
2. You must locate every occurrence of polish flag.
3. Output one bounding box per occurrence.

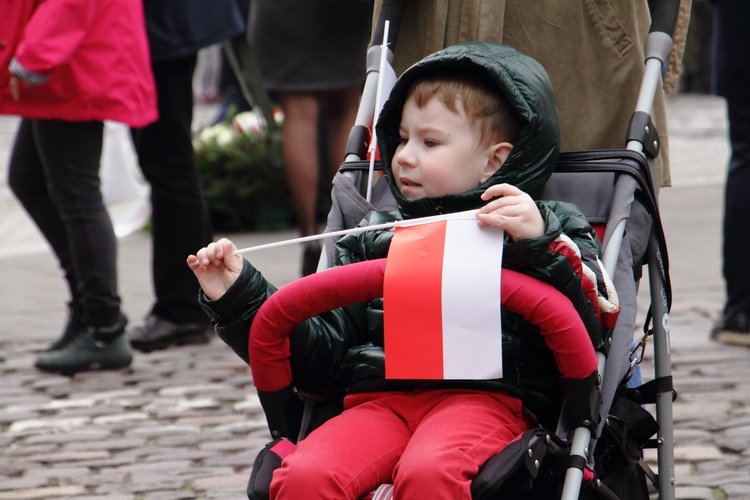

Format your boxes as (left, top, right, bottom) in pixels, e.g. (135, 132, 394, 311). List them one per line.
(384, 215, 505, 380)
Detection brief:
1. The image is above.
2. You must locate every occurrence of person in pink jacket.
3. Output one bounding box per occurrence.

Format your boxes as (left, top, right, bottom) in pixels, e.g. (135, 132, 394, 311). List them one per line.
(0, 0, 157, 374)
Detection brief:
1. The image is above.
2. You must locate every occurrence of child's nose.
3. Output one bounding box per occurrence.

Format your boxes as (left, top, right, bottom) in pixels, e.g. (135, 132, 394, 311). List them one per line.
(395, 143, 415, 168)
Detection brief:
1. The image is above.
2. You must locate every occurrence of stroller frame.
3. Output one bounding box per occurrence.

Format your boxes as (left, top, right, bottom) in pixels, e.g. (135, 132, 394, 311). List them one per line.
(244, 1, 680, 498)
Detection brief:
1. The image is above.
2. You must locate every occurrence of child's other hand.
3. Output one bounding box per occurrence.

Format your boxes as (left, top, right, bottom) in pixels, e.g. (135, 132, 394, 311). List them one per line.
(477, 183, 544, 241)
(186, 238, 244, 301)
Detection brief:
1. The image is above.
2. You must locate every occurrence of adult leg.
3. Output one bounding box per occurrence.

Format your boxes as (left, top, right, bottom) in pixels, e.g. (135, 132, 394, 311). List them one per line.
(279, 91, 322, 275)
(271, 392, 411, 500)
(129, 54, 214, 350)
(713, 99, 750, 342)
(8, 119, 83, 349)
(34, 120, 120, 325)
(393, 390, 531, 499)
(322, 84, 361, 177)
(280, 91, 321, 238)
(27, 120, 131, 373)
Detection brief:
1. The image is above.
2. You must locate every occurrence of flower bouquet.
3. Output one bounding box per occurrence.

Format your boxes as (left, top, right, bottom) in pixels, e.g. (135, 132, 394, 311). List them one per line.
(194, 109, 292, 231)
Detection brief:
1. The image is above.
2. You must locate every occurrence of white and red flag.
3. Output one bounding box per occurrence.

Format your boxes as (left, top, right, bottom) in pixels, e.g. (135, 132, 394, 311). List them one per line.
(383, 214, 505, 380)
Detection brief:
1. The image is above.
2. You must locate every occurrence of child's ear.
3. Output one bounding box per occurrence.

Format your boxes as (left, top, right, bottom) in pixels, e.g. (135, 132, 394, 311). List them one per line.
(480, 142, 513, 183)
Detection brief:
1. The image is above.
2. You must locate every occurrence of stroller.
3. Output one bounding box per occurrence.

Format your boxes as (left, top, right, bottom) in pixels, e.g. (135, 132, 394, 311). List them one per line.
(243, 1, 678, 498)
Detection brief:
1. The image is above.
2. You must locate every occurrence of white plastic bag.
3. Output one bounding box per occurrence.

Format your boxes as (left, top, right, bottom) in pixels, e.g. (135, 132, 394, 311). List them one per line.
(100, 121, 151, 237)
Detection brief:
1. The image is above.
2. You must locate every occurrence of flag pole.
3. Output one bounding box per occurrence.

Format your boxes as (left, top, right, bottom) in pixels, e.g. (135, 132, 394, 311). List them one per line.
(232, 210, 480, 255)
(366, 20, 391, 203)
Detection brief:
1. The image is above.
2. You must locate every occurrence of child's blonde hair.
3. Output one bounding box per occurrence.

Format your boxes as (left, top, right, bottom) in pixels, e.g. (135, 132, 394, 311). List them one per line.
(406, 70, 520, 147)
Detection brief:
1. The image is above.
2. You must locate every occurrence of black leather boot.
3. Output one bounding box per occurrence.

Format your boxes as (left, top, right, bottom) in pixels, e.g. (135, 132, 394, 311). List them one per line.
(35, 313, 132, 375)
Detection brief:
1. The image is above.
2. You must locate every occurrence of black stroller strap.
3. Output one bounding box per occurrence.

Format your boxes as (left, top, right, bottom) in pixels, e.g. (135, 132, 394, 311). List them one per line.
(338, 159, 382, 173)
(561, 454, 587, 473)
(555, 150, 672, 313)
(633, 375, 676, 403)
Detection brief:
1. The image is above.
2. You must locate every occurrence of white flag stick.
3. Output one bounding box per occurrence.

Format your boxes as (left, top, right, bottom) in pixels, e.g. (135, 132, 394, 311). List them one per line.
(366, 20, 391, 203)
(232, 210, 480, 255)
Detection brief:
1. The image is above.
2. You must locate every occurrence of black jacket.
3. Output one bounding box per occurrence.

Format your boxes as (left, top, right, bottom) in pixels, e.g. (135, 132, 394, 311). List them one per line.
(143, 0, 247, 61)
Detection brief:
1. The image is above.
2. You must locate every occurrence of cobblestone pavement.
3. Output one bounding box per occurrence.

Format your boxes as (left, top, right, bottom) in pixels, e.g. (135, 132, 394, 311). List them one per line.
(1, 95, 750, 499)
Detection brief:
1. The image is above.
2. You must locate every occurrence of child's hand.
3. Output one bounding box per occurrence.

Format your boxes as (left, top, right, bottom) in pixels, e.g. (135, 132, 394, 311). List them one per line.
(477, 183, 545, 241)
(186, 238, 244, 301)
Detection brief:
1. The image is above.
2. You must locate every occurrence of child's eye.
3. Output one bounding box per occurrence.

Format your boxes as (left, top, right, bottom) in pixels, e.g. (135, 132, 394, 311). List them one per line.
(398, 136, 408, 146)
(424, 140, 438, 148)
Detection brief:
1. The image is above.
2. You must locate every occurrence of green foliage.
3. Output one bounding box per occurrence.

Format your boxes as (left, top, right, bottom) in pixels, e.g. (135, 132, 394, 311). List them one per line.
(194, 112, 293, 232)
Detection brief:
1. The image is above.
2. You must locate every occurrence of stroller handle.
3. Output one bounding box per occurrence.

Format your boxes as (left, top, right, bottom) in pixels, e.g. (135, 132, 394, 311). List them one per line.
(649, 0, 680, 38)
(370, 0, 405, 49)
(344, 0, 406, 162)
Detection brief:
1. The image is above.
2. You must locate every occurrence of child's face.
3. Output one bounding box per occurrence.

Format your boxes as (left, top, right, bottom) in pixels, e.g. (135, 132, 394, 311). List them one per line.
(392, 94, 509, 201)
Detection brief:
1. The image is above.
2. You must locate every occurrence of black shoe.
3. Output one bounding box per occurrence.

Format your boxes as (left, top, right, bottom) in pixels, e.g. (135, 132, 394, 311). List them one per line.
(710, 310, 750, 346)
(35, 314, 132, 375)
(127, 314, 213, 352)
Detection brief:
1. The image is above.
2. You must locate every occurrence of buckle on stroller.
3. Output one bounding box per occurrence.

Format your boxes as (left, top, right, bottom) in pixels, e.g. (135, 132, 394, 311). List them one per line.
(627, 335, 649, 380)
(626, 315, 655, 383)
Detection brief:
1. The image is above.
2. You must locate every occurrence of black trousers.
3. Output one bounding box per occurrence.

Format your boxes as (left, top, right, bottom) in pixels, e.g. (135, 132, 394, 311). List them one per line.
(8, 119, 121, 327)
(723, 99, 750, 316)
(130, 54, 213, 324)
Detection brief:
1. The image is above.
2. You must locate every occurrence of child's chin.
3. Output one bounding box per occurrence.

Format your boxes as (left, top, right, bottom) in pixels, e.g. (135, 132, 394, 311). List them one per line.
(400, 188, 425, 201)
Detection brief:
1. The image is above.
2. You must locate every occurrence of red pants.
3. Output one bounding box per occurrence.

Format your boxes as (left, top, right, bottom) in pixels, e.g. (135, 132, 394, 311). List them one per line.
(270, 389, 531, 499)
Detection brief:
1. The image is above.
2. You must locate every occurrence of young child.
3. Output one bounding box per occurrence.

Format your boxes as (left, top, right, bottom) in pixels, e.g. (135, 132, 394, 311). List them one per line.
(188, 41, 618, 499)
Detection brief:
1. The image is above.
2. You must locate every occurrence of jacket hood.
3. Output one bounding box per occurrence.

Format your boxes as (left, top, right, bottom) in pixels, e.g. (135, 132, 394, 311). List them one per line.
(376, 41, 560, 219)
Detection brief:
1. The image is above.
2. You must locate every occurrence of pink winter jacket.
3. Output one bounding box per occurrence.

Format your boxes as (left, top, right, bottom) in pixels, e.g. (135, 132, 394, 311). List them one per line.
(0, 0, 157, 127)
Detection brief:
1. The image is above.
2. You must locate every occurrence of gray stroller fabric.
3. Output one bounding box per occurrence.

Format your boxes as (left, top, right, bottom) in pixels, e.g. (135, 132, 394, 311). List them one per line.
(543, 171, 652, 435)
(322, 171, 397, 269)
